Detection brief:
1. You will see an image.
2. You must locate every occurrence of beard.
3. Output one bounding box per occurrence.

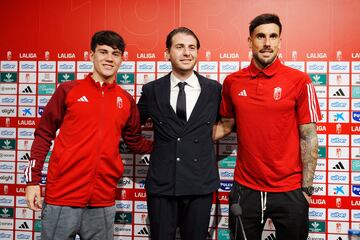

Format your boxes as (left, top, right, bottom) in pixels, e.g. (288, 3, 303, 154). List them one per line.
(252, 50, 277, 69)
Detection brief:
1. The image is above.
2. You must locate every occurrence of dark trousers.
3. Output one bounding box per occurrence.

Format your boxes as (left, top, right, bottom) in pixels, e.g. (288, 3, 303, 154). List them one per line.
(229, 182, 309, 240)
(147, 193, 213, 240)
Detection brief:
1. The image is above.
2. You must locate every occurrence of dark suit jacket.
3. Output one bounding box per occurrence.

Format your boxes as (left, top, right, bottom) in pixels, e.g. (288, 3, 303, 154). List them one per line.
(137, 71, 222, 196)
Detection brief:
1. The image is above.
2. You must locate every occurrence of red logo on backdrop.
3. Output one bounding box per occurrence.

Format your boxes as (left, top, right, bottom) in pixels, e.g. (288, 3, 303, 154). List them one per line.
(273, 87, 282, 100)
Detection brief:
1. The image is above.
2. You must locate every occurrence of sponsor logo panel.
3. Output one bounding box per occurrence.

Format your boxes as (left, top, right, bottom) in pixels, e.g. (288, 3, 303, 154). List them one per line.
(136, 61, 156, 73)
(328, 184, 349, 196)
(198, 61, 218, 73)
(118, 61, 135, 72)
(306, 62, 327, 73)
(1, 61, 18, 71)
(284, 61, 305, 71)
(156, 61, 172, 73)
(0, 72, 17, 83)
(328, 73, 350, 85)
(19, 72, 36, 83)
(309, 208, 326, 220)
(38, 61, 56, 72)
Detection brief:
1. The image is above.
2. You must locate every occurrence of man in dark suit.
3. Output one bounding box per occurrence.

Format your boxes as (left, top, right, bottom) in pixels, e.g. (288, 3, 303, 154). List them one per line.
(137, 27, 222, 240)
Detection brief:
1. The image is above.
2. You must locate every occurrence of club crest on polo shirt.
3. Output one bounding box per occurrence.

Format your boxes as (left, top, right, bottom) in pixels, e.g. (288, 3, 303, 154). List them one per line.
(117, 97, 123, 109)
(273, 87, 282, 100)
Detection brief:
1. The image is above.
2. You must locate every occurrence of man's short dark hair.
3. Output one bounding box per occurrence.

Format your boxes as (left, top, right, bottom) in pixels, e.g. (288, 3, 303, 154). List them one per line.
(91, 30, 125, 53)
(166, 27, 200, 49)
(249, 14, 282, 35)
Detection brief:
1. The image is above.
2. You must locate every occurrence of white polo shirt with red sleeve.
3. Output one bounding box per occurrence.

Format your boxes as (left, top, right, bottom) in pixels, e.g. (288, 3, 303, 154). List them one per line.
(220, 58, 321, 192)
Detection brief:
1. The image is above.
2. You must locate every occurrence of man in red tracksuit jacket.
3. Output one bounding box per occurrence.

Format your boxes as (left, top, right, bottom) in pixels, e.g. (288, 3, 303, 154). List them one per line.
(24, 30, 152, 240)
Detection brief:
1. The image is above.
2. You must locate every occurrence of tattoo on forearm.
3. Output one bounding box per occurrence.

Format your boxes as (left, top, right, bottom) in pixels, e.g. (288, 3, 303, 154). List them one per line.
(299, 123, 318, 187)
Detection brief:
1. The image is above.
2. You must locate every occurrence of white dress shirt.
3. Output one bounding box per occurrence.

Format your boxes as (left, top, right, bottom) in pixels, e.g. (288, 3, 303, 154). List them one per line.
(170, 72, 201, 121)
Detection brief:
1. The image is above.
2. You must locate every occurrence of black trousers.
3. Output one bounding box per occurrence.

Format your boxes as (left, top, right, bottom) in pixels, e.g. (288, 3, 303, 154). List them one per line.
(147, 193, 213, 240)
(229, 182, 309, 240)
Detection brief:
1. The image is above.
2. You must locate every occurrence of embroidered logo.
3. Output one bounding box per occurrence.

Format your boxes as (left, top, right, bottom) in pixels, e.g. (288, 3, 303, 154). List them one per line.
(77, 96, 89, 102)
(238, 89, 247, 96)
(117, 97, 123, 109)
(273, 87, 282, 100)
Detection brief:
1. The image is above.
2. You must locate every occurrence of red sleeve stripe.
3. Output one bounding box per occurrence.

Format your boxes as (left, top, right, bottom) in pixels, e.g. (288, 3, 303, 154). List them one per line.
(24, 160, 35, 183)
(307, 83, 319, 122)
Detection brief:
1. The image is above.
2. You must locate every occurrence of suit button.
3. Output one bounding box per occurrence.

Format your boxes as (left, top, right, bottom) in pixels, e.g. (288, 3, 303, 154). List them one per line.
(159, 121, 163, 125)
(177, 138, 181, 142)
(176, 157, 181, 162)
(206, 121, 211, 125)
(194, 139, 199, 143)
(193, 158, 198, 163)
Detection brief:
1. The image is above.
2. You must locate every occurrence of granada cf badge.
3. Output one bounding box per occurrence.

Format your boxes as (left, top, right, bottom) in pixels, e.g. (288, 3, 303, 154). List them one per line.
(273, 87, 282, 100)
(117, 97, 123, 108)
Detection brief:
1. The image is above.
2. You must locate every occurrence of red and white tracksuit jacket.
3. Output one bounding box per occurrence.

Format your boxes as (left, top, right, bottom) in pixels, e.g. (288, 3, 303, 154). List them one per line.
(25, 74, 152, 207)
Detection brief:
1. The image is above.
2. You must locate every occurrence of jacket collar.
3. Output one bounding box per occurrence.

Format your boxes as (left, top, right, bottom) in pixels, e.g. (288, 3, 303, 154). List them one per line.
(87, 73, 116, 89)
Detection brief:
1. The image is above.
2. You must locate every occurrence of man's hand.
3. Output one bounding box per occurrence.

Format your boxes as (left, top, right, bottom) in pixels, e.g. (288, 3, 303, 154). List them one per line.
(25, 185, 42, 211)
(212, 117, 235, 141)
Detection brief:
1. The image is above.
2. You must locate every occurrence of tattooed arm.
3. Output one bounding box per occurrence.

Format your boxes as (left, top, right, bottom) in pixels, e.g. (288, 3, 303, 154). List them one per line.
(299, 123, 318, 202)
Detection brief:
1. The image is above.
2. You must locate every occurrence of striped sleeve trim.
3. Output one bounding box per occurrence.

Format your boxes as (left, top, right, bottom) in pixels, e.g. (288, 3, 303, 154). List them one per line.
(307, 83, 320, 122)
(24, 160, 36, 183)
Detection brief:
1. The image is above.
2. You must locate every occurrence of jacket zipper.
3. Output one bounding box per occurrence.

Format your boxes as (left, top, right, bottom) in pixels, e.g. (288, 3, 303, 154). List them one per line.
(87, 87, 105, 205)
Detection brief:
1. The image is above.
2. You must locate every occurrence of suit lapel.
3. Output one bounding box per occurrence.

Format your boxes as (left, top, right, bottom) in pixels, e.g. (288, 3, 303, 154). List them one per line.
(154, 74, 185, 135)
(184, 74, 210, 130)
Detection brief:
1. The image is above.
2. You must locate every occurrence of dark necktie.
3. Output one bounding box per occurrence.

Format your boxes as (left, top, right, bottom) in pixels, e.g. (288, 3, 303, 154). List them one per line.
(176, 82, 187, 122)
